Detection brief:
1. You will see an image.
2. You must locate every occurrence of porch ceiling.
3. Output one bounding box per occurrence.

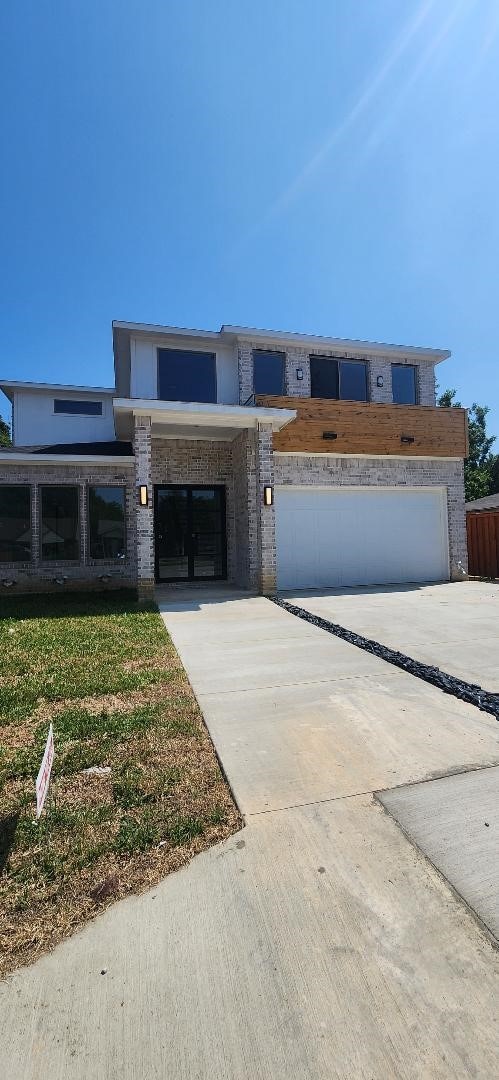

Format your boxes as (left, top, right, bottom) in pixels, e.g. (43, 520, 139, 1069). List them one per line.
(113, 398, 296, 442)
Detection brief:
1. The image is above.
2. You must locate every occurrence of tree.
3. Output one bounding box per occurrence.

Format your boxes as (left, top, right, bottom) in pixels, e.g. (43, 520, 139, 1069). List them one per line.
(437, 389, 497, 502)
(0, 417, 11, 447)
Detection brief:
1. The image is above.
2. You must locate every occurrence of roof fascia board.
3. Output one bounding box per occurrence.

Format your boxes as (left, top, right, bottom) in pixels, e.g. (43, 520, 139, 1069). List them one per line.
(0, 453, 134, 465)
(0, 381, 115, 399)
(222, 326, 450, 361)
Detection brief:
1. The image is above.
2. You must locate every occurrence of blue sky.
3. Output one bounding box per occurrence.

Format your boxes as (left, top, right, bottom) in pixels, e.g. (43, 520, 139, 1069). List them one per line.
(1, 1, 498, 438)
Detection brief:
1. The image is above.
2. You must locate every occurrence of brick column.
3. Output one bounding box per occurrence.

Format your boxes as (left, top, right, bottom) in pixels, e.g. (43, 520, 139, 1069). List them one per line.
(237, 343, 254, 403)
(285, 346, 311, 396)
(256, 421, 276, 594)
(133, 415, 155, 601)
(369, 356, 393, 403)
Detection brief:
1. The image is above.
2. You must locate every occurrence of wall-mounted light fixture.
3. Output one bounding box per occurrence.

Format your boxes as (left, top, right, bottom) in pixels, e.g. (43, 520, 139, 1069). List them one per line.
(263, 486, 273, 506)
(138, 485, 149, 507)
(322, 431, 338, 441)
(400, 435, 415, 444)
(296, 368, 304, 381)
(376, 375, 384, 388)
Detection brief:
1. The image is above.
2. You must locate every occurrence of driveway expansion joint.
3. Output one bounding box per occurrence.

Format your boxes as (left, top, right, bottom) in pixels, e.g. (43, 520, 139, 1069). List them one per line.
(271, 596, 499, 721)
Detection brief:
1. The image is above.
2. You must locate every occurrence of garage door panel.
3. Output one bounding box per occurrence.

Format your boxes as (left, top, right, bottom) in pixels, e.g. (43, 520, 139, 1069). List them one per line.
(275, 487, 448, 590)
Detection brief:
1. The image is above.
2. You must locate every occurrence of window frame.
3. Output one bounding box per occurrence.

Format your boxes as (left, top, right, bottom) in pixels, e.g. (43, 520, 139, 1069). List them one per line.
(0, 484, 32, 564)
(39, 484, 80, 564)
(87, 484, 127, 562)
(53, 399, 103, 416)
(156, 347, 218, 404)
(391, 363, 418, 406)
(252, 349, 286, 396)
(310, 355, 369, 402)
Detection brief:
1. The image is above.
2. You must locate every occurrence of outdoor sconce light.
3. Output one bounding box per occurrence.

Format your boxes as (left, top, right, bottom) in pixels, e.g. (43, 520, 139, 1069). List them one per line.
(263, 486, 273, 507)
(138, 485, 149, 507)
(401, 435, 415, 444)
(322, 431, 338, 441)
(376, 375, 384, 387)
(296, 368, 304, 381)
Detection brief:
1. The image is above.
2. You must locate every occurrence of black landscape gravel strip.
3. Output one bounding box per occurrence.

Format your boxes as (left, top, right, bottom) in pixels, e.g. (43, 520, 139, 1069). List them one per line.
(271, 597, 499, 722)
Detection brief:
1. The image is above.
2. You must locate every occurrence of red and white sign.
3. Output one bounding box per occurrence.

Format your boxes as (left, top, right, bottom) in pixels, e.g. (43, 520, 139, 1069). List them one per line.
(36, 723, 54, 819)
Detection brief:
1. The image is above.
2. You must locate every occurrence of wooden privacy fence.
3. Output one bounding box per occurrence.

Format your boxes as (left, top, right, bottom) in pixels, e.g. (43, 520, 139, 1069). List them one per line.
(466, 511, 499, 578)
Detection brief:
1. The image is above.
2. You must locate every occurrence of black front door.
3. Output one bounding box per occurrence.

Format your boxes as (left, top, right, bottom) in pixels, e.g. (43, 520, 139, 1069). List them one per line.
(155, 485, 227, 582)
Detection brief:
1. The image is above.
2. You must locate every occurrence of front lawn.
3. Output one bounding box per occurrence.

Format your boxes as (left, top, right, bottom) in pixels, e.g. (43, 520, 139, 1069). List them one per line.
(0, 591, 240, 977)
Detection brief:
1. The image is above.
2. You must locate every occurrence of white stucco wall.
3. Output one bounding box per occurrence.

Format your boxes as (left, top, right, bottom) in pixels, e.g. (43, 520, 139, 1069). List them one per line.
(14, 390, 116, 446)
(129, 336, 239, 404)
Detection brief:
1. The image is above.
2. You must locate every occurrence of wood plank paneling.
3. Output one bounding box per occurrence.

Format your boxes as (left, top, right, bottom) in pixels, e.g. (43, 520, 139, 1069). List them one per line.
(467, 512, 499, 577)
(256, 396, 468, 458)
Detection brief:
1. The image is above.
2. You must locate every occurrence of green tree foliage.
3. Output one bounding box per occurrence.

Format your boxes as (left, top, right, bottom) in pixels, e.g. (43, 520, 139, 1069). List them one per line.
(437, 389, 497, 501)
(0, 417, 11, 447)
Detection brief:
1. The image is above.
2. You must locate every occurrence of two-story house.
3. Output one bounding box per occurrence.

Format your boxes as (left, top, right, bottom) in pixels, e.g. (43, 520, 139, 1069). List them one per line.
(0, 321, 469, 598)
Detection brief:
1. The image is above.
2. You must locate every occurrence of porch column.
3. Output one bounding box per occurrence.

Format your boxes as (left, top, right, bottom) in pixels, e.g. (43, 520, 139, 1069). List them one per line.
(133, 414, 155, 601)
(256, 421, 277, 594)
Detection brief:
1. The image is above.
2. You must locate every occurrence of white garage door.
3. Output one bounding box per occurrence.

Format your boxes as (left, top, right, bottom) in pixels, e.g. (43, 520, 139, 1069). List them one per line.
(275, 486, 449, 590)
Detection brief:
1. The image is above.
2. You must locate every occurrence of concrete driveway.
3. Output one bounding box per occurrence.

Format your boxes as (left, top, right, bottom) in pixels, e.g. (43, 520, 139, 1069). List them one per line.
(284, 580, 499, 691)
(1, 585, 498, 1079)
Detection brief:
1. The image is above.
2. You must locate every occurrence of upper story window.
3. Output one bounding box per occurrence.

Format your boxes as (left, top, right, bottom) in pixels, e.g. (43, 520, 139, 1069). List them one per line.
(0, 485, 31, 562)
(54, 399, 103, 415)
(253, 350, 285, 395)
(392, 364, 417, 405)
(310, 356, 368, 402)
(157, 348, 216, 403)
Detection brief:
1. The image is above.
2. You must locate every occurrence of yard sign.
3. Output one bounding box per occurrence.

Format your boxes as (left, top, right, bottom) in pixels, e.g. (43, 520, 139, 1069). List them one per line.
(36, 723, 54, 819)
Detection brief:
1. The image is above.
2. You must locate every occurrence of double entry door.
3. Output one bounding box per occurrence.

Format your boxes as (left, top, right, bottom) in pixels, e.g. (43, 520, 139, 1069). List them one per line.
(155, 485, 227, 582)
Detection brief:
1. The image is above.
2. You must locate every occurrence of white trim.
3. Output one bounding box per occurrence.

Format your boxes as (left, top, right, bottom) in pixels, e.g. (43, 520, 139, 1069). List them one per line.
(113, 397, 296, 432)
(0, 380, 115, 401)
(0, 453, 135, 465)
(112, 321, 450, 361)
(273, 451, 463, 462)
(223, 327, 449, 360)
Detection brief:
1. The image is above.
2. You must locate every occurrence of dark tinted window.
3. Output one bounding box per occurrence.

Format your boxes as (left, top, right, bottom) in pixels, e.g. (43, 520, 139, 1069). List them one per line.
(253, 351, 285, 395)
(41, 486, 79, 561)
(0, 486, 31, 562)
(54, 399, 103, 415)
(392, 364, 417, 405)
(339, 360, 368, 401)
(310, 356, 339, 398)
(158, 349, 216, 403)
(89, 486, 126, 560)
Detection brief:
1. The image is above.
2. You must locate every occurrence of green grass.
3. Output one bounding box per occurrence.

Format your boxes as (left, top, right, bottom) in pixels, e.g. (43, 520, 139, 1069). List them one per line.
(0, 591, 240, 977)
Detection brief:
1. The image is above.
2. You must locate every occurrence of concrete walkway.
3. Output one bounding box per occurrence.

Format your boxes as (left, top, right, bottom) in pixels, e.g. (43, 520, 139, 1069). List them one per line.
(1, 588, 498, 1079)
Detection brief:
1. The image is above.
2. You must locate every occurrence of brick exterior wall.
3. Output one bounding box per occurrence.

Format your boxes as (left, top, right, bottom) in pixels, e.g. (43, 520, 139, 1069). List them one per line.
(0, 461, 136, 594)
(236, 337, 436, 407)
(256, 423, 276, 593)
(284, 346, 311, 396)
(273, 453, 467, 580)
(134, 415, 155, 599)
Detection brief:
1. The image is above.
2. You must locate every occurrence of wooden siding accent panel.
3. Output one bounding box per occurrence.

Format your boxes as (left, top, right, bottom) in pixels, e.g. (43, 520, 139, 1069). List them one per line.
(467, 511, 499, 577)
(256, 396, 468, 458)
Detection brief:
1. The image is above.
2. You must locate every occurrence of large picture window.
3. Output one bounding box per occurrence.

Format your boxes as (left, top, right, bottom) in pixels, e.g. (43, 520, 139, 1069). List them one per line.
(41, 486, 79, 561)
(88, 486, 126, 560)
(392, 364, 417, 405)
(310, 356, 368, 401)
(0, 486, 31, 562)
(253, 350, 285, 395)
(158, 348, 217, 403)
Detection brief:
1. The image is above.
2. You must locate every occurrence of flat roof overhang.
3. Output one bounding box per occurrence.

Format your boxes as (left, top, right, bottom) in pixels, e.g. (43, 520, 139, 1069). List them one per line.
(113, 398, 297, 442)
